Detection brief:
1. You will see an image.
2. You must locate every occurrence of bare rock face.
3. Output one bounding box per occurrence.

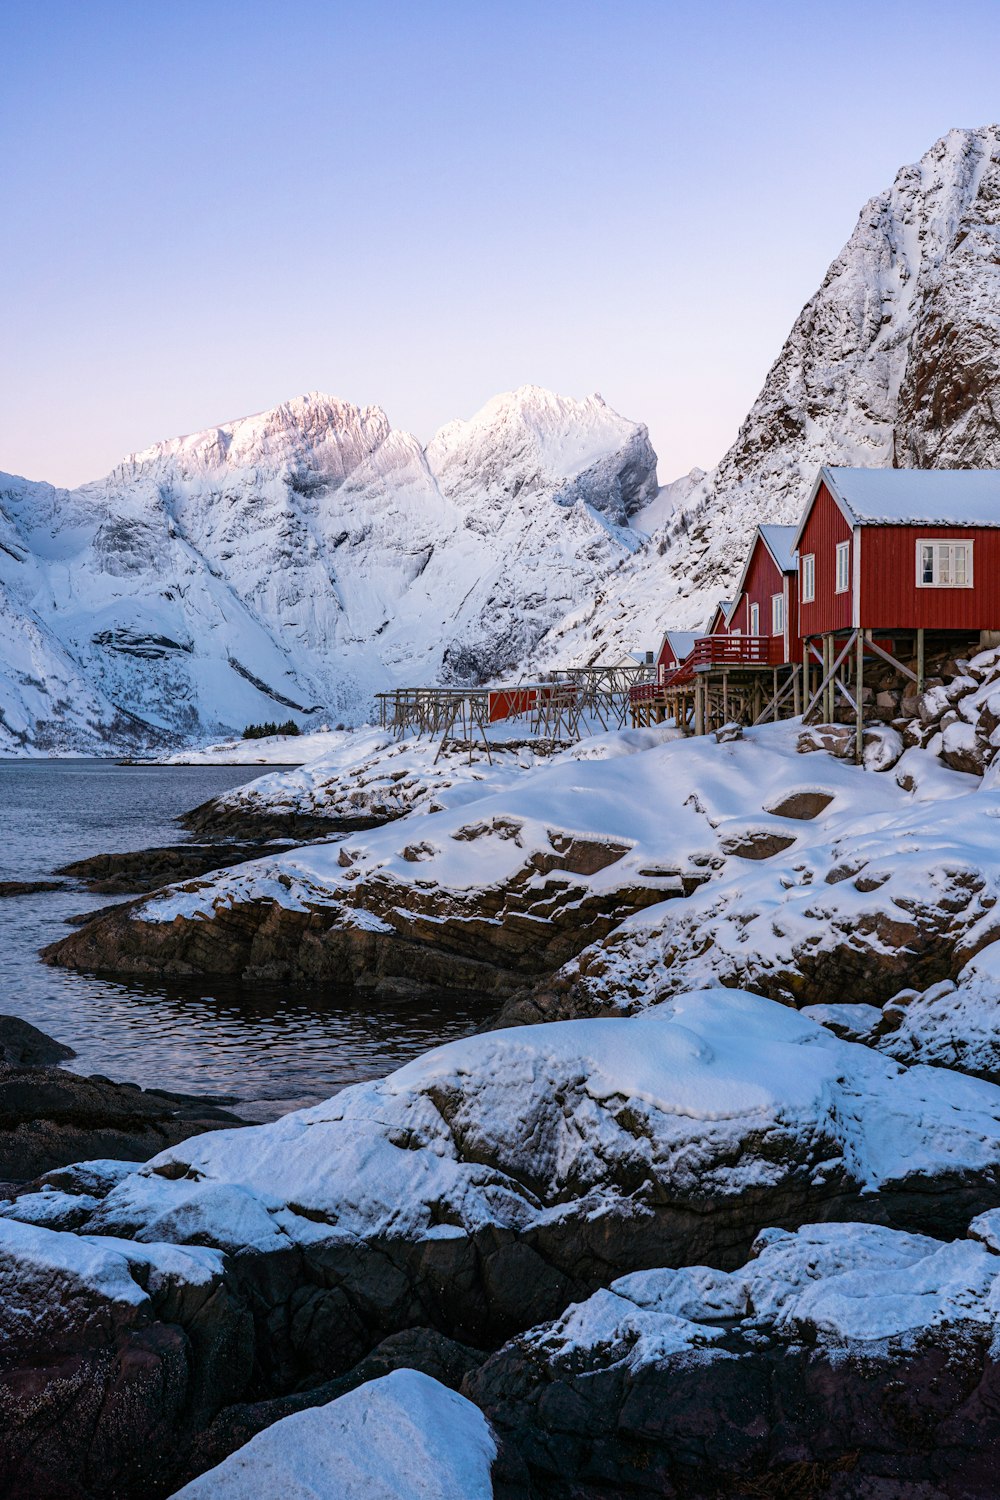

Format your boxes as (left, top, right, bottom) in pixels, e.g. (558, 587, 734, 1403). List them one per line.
(56, 841, 296, 895)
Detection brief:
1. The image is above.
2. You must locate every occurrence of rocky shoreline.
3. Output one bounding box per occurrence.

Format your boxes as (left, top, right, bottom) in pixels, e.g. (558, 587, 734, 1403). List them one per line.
(0, 1014, 245, 1186)
(13, 713, 1000, 1496)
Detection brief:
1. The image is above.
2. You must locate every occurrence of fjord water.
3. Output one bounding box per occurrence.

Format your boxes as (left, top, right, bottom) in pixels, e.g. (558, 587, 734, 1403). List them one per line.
(0, 760, 494, 1120)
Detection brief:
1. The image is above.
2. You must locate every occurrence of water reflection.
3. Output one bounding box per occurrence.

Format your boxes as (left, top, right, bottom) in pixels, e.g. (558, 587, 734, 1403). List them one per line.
(0, 760, 497, 1119)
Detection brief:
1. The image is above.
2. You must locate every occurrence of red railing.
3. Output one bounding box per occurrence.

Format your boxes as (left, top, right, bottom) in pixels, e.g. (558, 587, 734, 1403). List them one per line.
(629, 634, 788, 704)
(629, 681, 665, 703)
(689, 634, 786, 668)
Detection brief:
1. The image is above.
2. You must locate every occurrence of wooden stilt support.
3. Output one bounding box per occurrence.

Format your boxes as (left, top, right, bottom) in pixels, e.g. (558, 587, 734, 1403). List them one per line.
(803, 632, 859, 724)
(792, 662, 802, 718)
(864, 635, 916, 683)
(916, 627, 925, 697)
(855, 630, 864, 764)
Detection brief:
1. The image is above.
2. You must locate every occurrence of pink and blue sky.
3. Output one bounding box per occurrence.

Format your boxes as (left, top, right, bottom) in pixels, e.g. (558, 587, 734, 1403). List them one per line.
(5, 0, 1000, 488)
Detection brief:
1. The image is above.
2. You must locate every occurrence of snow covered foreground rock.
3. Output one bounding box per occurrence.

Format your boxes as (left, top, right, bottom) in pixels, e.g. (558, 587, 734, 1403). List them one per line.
(170, 1369, 496, 1500)
(470, 1218, 1000, 1497)
(6, 992, 1000, 1495)
(0, 386, 656, 755)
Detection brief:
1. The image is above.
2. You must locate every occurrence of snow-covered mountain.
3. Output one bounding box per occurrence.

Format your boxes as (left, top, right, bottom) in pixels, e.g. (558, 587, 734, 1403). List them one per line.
(537, 123, 1000, 665)
(0, 388, 657, 753)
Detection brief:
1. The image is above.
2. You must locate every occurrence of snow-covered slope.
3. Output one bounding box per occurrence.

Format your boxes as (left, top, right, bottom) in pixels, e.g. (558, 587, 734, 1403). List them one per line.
(0, 388, 657, 754)
(538, 123, 1000, 664)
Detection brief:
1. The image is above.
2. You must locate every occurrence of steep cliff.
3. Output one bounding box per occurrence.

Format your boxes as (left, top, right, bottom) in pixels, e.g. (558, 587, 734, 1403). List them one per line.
(538, 124, 1000, 665)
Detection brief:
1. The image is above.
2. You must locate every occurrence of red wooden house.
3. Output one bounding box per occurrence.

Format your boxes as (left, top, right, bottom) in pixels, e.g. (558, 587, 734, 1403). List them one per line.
(705, 599, 734, 637)
(794, 466, 1000, 651)
(656, 629, 700, 684)
(689, 525, 799, 671)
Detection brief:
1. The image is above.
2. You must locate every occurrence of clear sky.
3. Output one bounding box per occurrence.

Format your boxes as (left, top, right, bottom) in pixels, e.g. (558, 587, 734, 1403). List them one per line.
(4, 0, 1000, 489)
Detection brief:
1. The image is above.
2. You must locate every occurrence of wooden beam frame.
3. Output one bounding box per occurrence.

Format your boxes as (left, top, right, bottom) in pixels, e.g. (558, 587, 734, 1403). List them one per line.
(803, 631, 858, 723)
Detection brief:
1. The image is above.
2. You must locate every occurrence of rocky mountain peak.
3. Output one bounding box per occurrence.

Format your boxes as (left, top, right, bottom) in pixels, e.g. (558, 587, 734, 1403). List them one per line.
(107, 392, 392, 489)
(427, 384, 658, 523)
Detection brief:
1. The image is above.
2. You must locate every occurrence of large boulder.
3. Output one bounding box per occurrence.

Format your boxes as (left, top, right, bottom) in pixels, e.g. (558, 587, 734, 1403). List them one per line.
(8, 991, 1000, 1382)
(6, 991, 1000, 1493)
(469, 1218, 1000, 1497)
(169, 1369, 497, 1500)
(0, 1056, 244, 1183)
(0, 1219, 252, 1500)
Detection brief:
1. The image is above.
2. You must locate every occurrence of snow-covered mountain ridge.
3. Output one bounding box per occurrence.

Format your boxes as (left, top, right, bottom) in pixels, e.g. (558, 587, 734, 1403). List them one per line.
(536, 123, 1000, 666)
(0, 387, 657, 754)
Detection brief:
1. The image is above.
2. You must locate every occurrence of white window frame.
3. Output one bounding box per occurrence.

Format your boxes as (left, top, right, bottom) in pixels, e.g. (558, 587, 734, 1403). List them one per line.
(749, 601, 760, 636)
(771, 593, 784, 635)
(915, 538, 974, 589)
(800, 553, 815, 602)
(835, 540, 851, 594)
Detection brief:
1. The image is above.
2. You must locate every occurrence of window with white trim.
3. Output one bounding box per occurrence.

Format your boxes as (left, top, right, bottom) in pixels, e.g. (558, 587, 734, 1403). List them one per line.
(801, 553, 815, 602)
(917, 539, 973, 588)
(771, 593, 784, 635)
(835, 541, 851, 594)
(749, 602, 760, 635)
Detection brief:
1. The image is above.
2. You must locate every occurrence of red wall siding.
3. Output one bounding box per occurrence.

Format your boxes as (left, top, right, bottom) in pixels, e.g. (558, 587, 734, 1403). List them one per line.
(785, 570, 800, 659)
(738, 538, 793, 658)
(798, 482, 853, 638)
(657, 640, 680, 672)
(707, 605, 729, 636)
(861, 526, 1000, 630)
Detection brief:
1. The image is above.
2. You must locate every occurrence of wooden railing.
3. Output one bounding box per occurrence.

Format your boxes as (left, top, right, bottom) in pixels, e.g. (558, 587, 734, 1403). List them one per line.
(629, 634, 788, 704)
(689, 634, 785, 668)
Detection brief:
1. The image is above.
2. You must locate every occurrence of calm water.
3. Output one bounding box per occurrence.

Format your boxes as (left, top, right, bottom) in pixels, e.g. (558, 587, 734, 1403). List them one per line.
(0, 760, 495, 1120)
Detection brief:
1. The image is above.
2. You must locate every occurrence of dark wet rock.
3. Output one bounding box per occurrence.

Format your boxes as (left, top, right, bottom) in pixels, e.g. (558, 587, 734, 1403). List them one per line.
(180, 798, 391, 842)
(56, 841, 296, 895)
(0, 880, 65, 897)
(0, 1059, 245, 1182)
(0, 1219, 254, 1500)
(0, 1015, 76, 1067)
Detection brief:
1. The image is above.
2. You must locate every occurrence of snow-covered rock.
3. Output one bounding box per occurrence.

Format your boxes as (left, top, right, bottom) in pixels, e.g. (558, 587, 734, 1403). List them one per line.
(51, 720, 997, 1015)
(17, 988, 1000, 1284)
(181, 720, 680, 839)
(169, 1369, 496, 1500)
(876, 942, 1000, 1082)
(468, 1218, 1000, 1495)
(10, 990, 1000, 1494)
(0, 387, 657, 754)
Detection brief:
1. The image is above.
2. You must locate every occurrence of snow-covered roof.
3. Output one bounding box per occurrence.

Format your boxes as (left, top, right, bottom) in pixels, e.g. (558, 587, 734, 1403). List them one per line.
(814, 467, 1000, 533)
(730, 525, 798, 608)
(660, 629, 700, 661)
(758, 524, 798, 572)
